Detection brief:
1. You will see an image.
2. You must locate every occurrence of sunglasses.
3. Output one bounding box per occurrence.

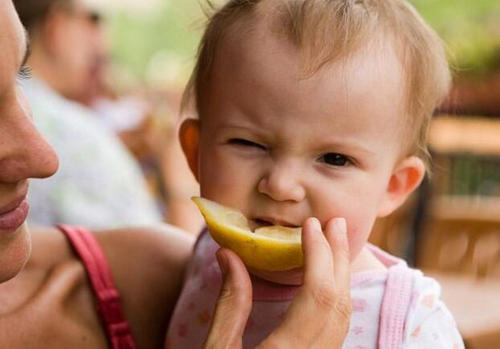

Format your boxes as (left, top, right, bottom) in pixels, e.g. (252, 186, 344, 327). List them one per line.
(86, 10, 101, 24)
(65, 5, 102, 25)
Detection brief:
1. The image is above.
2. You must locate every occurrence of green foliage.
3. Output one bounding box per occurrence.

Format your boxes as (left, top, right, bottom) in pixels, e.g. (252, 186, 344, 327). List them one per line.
(107, 0, 500, 84)
(106, 0, 205, 84)
(410, 0, 500, 74)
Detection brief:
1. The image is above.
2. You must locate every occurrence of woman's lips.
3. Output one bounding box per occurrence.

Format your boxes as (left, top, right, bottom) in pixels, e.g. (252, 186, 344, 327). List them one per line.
(0, 199, 29, 232)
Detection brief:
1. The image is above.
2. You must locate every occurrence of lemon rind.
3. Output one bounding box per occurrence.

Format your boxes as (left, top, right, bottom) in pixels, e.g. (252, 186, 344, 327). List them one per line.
(193, 197, 303, 271)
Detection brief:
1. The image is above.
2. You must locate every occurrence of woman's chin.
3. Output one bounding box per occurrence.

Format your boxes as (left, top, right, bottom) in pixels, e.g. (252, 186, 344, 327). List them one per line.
(249, 267, 304, 286)
(0, 223, 31, 283)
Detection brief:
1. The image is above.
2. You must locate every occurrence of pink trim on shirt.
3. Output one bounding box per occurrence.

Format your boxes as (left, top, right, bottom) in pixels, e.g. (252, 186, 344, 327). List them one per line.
(378, 262, 414, 348)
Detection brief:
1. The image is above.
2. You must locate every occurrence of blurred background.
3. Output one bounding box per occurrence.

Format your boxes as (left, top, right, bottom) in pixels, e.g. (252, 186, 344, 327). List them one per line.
(19, 0, 500, 347)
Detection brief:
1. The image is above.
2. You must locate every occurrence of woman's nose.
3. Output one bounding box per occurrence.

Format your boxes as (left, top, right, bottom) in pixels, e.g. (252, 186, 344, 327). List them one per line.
(257, 160, 306, 203)
(0, 89, 59, 183)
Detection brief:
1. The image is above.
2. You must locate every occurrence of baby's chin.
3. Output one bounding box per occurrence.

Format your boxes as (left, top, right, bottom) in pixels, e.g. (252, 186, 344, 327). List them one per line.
(249, 267, 304, 286)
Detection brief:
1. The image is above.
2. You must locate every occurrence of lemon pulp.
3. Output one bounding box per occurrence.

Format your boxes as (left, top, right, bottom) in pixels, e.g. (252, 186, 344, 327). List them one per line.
(192, 197, 303, 272)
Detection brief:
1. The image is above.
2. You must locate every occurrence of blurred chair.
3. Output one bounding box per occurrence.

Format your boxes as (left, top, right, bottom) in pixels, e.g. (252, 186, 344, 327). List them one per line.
(418, 197, 500, 279)
(418, 197, 500, 348)
(429, 115, 500, 197)
(422, 115, 500, 348)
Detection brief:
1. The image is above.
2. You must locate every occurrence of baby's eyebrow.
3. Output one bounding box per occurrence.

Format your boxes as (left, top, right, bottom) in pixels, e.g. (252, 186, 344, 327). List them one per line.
(315, 139, 376, 156)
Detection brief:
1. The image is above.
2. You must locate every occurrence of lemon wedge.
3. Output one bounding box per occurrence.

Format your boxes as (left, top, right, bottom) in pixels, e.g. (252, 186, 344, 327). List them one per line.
(192, 197, 303, 272)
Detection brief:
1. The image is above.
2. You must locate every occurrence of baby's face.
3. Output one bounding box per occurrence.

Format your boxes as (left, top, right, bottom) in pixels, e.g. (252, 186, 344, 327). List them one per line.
(191, 26, 416, 283)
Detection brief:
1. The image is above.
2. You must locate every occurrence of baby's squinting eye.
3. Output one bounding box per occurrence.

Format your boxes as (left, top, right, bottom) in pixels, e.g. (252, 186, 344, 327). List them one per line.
(228, 138, 267, 150)
(318, 153, 350, 167)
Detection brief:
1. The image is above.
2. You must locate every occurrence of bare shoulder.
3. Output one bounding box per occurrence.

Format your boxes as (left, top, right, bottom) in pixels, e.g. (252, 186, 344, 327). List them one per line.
(30, 224, 195, 278)
(29, 227, 76, 267)
(95, 224, 195, 278)
(95, 224, 195, 348)
(28, 225, 195, 348)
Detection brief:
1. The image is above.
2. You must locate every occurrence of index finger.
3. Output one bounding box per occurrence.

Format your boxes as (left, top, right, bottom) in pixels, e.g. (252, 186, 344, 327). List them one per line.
(324, 217, 350, 290)
(301, 217, 335, 286)
(258, 217, 351, 347)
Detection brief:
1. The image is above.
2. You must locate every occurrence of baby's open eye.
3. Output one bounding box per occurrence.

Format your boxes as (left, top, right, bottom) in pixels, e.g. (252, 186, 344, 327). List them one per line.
(228, 138, 267, 150)
(318, 153, 350, 167)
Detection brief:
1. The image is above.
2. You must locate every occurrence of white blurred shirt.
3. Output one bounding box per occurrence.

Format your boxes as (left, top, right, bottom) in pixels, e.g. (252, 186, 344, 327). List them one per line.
(22, 78, 162, 229)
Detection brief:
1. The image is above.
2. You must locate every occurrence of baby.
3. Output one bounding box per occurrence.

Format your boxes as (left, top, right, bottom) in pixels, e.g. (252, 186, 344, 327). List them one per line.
(166, 0, 464, 347)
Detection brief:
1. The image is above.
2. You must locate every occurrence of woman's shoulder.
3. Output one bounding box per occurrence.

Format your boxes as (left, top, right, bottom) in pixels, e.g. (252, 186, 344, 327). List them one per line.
(30, 224, 195, 348)
(30, 224, 195, 277)
(96, 224, 195, 347)
(94, 224, 195, 307)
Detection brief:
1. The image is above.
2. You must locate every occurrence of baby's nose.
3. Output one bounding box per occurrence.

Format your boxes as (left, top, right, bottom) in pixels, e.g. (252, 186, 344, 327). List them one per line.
(257, 161, 306, 202)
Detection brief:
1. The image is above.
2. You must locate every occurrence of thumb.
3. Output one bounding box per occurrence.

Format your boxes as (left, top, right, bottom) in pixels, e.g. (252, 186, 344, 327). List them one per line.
(204, 248, 253, 349)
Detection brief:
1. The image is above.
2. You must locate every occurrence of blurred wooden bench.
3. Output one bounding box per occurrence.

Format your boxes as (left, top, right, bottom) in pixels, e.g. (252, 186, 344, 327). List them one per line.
(418, 197, 500, 278)
(429, 115, 500, 157)
(418, 197, 500, 348)
(429, 115, 500, 197)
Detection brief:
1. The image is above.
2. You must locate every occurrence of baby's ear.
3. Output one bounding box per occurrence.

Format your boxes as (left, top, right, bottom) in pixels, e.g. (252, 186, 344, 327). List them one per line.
(179, 118, 200, 182)
(377, 156, 426, 217)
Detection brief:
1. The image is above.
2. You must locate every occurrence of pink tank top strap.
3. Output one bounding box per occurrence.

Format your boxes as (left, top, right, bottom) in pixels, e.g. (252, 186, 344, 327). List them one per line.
(57, 225, 137, 349)
(378, 264, 414, 349)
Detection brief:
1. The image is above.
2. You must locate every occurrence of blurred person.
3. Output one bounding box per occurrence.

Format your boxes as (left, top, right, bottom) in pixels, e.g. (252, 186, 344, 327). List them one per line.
(20, 0, 203, 234)
(80, 24, 203, 234)
(13, 0, 164, 229)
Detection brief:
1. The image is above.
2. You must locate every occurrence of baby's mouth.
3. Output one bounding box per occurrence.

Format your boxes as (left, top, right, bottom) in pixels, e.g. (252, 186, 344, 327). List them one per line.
(250, 217, 300, 231)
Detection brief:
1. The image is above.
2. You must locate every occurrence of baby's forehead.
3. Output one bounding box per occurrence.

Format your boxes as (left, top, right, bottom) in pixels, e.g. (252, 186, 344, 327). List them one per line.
(209, 21, 407, 113)
(203, 25, 408, 142)
(211, 10, 406, 90)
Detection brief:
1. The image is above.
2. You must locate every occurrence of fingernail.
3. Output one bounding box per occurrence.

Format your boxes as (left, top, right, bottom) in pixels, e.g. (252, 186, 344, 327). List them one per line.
(216, 250, 228, 275)
(310, 217, 321, 232)
(334, 218, 347, 236)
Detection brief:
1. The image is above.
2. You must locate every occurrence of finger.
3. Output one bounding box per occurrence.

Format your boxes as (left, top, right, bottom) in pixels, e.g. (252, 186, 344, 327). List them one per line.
(301, 217, 335, 286)
(264, 218, 336, 343)
(324, 217, 350, 289)
(203, 248, 252, 349)
(263, 218, 352, 346)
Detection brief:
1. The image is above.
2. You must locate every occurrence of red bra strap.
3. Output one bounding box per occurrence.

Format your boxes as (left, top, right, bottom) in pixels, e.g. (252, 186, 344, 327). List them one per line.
(57, 225, 137, 349)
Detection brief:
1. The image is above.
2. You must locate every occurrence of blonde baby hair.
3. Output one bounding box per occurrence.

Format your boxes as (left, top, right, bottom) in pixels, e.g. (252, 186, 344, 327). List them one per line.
(183, 0, 451, 168)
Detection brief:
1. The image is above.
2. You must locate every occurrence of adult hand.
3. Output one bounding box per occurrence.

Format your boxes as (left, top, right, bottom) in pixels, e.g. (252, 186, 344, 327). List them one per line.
(203, 217, 352, 348)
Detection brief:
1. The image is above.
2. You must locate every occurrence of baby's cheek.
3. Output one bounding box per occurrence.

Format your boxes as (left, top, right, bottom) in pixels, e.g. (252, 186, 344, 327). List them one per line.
(345, 219, 374, 260)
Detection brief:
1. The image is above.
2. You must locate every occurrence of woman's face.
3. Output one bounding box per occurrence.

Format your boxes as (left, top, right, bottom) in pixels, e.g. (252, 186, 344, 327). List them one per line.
(0, 0, 58, 283)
